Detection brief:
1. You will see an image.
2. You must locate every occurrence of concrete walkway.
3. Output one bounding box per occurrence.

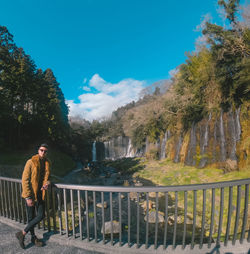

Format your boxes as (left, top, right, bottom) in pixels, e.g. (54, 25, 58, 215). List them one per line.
(0, 221, 100, 254)
(0, 217, 249, 254)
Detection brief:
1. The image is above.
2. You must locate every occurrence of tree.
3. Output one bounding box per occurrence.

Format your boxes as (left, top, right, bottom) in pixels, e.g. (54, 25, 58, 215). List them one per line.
(202, 0, 250, 109)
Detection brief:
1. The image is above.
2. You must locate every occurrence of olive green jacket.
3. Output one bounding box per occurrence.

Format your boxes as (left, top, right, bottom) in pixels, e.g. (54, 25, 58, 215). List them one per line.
(22, 154, 51, 201)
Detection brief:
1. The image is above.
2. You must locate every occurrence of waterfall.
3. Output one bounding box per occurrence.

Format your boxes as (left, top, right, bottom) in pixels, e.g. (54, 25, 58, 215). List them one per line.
(92, 141, 97, 162)
(160, 131, 169, 160)
(212, 117, 218, 163)
(228, 107, 241, 161)
(199, 113, 211, 168)
(104, 136, 136, 160)
(126, 138, 135, 157)
(185, 122, 197, 166)
(235, 107, 241, 141)
(219, 110, 226, 161)
(174, 135, 183, 163)
(228, 108, 237, 160)
(145, 137, 150, 153)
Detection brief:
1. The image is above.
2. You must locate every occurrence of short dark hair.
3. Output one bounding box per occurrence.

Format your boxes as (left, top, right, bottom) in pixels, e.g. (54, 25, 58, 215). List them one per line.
(39, 143, 48, 149)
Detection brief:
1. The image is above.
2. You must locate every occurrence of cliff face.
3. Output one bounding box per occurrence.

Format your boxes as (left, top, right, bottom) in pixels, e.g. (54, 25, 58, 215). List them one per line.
(165, 105, 249, 170)
(95, 105, 249, 170)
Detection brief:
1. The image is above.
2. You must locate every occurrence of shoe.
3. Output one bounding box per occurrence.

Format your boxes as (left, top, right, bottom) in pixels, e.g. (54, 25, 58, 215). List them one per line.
(31, 235, 43, 247)
(15, 231, 25, 249)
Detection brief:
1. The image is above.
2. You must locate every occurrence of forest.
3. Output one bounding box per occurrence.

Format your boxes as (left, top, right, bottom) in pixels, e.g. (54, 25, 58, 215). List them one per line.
(0, 0, 249, 164)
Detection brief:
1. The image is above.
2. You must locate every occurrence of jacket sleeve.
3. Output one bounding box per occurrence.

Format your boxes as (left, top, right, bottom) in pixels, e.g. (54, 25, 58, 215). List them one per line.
(43, 160, 51, 186)
(22, 160, 32, 199)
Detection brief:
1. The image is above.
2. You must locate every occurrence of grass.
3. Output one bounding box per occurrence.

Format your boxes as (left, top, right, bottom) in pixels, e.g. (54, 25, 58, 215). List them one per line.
(133, 158, 250, 186)
(0, 148, 76, 179)
(130, 157, 250, 242)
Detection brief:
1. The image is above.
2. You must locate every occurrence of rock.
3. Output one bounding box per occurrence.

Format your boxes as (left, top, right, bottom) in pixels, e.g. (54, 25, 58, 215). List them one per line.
(149, 192, 156, 198)
(144, 211, 164, 223)
(141, 200, 153, 211)
(129, 192, 138, 200)
(224, 159, 238, 172)
(135, 182, 143, 187)
(101, 220, 120, 234)
(96, 201, 108, 209)
(121, 194, 125, 199)
(168, 215, 183, 225)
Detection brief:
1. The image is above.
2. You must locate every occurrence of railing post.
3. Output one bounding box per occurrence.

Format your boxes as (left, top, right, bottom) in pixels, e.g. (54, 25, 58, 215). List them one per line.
(145, 192, 149, 249)
(191, 190, 197, 249)
(51, 186, 57, 233)
(57, 189, 63, 235)
(0, 180, 4, 216)
(63, 188, 69, 237)
(240, 184, 249, 243)
(136, 192, 140, 248)
(46, 190, 51, 232)
(173, 191, 178, 249)
(110, 192, 113, 246)
(163, 191, 168, 250)
(233, 185, 241, 245)
(70, 189, 75, 238)
(85, 190, 89, 241)
(101, 191, 105, 244)
(93, 191, 97, 242)
(182, 190, 187, 249)
(208, 188, 215, 248)
(200, 189, 206, 249)
(15, 182, 20, 222)
(217, 187, 224, 246)
(77, 190, 82, 240)
(127, 192, 131, 248)
(118, 192, 122, 246)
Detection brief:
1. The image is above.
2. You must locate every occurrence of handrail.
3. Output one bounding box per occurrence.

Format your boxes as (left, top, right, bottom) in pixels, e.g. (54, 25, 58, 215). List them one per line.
(1, 176, 249, 191)
(0, 175, 249, 251)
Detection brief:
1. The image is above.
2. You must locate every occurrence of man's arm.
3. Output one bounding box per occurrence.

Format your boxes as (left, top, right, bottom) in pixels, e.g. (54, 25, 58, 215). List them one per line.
(22, 160, 32, 199)
(42, 160, 51, 189)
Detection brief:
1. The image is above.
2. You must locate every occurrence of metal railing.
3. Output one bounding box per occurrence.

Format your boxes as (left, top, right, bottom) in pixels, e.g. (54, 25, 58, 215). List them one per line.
(0, 176, 249, 251)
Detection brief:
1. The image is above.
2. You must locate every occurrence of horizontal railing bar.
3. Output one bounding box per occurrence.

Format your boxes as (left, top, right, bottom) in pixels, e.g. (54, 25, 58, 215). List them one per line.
(1, 176, 250, 192)
(0, 177, 21, 183)
(54, 178, 250, 191)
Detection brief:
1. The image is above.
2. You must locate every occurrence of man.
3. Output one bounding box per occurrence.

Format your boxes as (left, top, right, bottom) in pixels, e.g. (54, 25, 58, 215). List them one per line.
(16, 144, 51, 249)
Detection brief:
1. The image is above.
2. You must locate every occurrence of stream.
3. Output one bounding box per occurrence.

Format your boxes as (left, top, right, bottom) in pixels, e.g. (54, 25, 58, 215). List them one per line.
(53, 161, 200, 246)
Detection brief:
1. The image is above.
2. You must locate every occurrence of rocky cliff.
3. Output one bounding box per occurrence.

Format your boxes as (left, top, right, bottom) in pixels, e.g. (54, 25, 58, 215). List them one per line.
(94, 105, 249, 170)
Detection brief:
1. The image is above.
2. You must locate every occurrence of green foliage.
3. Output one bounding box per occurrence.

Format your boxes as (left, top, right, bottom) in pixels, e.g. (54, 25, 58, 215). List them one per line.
(181, 104, 206, 130)
(202, 0, 250, 109)
(0, 26, 70, 151)
(131, 124, 146, 149)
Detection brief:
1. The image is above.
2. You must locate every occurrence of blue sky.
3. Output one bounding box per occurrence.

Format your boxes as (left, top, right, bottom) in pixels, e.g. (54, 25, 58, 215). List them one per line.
(0, 0, 239, 120)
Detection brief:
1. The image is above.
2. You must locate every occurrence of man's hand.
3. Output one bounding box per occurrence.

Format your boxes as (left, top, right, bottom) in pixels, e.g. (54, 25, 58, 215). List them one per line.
(41, 183, 49, 190)
(26, 198, 34, 207)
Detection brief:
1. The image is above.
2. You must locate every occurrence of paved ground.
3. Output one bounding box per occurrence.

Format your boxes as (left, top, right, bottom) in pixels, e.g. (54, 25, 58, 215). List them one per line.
(0, 217, 249, 254)
(0, 222, 100, 254)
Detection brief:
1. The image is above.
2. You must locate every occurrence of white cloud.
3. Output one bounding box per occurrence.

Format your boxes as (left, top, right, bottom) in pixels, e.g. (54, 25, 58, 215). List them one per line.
(82, 86, 91, 91)
(67, 74, 145, 121)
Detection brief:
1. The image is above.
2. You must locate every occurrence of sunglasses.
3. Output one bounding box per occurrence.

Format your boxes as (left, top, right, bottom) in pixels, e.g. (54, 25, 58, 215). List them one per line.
(39, 149, 48, 153)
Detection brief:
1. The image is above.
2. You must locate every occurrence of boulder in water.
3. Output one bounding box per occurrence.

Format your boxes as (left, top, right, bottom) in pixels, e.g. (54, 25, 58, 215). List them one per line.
(101, 220, 120, 234)
(96, 201, 108, 209)
(144, 211, 164, 223)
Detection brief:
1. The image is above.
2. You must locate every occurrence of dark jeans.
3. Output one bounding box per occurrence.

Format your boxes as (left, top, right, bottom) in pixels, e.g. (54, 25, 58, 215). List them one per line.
(24, 197, 45, 236)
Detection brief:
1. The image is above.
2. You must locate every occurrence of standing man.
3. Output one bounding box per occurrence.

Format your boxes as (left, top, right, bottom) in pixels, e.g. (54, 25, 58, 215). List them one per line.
(16, 144, 51, 249)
